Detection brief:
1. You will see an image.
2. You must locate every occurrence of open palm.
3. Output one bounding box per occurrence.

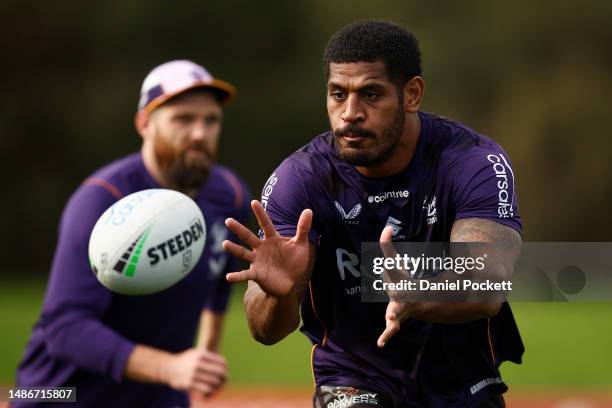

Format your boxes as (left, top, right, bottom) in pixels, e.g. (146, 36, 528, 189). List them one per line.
(223, 200, 313, 298)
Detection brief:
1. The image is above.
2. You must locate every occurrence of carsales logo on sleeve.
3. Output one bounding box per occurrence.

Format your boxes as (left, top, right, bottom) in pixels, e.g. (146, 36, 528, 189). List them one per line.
(261, 172, 278, 210)
(487, 154, 515, 218)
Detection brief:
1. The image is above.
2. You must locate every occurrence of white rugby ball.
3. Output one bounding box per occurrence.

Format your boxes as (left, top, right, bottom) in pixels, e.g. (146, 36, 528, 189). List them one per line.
(88, 189, 206, 295)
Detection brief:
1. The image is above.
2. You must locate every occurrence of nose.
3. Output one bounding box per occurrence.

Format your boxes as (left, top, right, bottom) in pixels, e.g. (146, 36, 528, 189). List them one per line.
(190, 120, 208, 142)
(340, 94, 365, 124)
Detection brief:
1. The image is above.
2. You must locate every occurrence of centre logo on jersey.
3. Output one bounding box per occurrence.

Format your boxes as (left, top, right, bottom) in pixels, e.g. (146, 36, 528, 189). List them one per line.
(367, 189, 409, 204)
(334, 201, 361, 224)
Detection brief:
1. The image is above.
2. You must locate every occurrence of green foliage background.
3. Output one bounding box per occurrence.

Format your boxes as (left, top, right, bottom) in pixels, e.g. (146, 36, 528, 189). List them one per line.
(1, 0, 611, 389)
(1, 1, 611, 273)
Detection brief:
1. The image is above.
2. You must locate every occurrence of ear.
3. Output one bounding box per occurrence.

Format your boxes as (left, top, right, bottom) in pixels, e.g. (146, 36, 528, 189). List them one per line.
(402, 76, 425, 114)
(134, 110, 152, 139)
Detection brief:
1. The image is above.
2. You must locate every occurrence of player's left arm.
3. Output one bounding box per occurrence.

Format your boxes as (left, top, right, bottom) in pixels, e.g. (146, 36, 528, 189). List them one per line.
(378, 145, 522, 347)
(378, 220, 521, 347)
(411, 218, 520, 320)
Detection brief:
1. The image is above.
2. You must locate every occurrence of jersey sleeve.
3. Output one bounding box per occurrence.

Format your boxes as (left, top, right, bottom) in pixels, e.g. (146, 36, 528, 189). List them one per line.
(261, 158, 321, 243)
(203, 177, 252, 313)
(41, 184, 136, 382)
(448, 146, 522, 234)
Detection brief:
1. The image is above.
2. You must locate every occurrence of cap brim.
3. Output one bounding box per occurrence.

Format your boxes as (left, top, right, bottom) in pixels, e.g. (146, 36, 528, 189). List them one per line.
(142, 79, 237, 114)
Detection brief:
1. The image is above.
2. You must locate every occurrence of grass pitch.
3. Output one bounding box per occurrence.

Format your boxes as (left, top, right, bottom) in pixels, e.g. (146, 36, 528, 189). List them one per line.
(1, 279, 611, 389)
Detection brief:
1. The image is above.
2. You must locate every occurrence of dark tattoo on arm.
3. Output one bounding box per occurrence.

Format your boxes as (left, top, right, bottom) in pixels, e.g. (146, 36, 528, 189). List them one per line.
(451, 218, 521, 247)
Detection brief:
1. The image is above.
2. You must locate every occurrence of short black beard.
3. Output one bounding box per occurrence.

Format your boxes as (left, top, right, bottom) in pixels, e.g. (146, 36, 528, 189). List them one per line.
(334, 105, 405, 167)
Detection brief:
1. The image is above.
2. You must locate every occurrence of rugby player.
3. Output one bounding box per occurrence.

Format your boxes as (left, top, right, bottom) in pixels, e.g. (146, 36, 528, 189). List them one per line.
(223, 21, 523, 407)
(14, 60, 250, 407)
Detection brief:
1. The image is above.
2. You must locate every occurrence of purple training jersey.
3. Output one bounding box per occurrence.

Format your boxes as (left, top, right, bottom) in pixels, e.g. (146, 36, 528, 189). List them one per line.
(262, 112, 524, 406)
(14, 153, 250, 408)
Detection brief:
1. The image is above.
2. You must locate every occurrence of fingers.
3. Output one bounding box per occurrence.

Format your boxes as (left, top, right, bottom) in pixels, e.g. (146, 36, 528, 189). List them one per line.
(192, 351, 227, 397)
(380, 225, 394, 243)
(377, 301, 410, 348)
(194, 371, 224, 388)
(226, 268, 256, 283)
(251, 200, 279, 239)
(222, 240, 255, 263)
(377, 313, 400, 348)
(198, 350, 227, 367)
(225, 218, 260, 249)
(191, 382, 214, 397)
(379, 225, 397, 258)
(293, 209, 313, 244)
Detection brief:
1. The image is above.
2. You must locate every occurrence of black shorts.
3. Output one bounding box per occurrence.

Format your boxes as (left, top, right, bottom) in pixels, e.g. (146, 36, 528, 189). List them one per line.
(313, 385, 506, 408)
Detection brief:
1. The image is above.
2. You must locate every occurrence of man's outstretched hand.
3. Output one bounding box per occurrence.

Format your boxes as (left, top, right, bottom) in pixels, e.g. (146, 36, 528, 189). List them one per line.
(377, 226, 413, 348)
(223, 200, 313, 298)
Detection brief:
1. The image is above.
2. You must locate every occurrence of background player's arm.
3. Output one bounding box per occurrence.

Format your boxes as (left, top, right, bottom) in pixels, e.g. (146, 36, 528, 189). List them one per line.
(196, 309, 224, 352)
(43, 185, 227, 396)
(124, 344, 226, 396)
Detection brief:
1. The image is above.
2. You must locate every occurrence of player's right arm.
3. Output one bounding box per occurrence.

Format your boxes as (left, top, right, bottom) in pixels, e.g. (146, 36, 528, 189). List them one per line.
(224, 201, 314, 344)
(223, 160, 318, 345)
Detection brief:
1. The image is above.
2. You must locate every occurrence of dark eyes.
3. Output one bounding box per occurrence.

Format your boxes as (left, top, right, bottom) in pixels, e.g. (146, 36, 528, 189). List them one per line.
(329, 90, 380, 101)
(174, 115, 193, 124)
(204, 115, 220, 125)
(363, 91, 380, 100)
(330, 91, 346, 101)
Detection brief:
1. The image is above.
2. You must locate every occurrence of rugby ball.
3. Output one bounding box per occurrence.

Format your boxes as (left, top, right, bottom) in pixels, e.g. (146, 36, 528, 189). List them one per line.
(88, 189, 206, 295)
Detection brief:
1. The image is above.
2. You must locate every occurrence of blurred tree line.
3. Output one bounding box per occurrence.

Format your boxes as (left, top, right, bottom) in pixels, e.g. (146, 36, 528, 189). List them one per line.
(1, 0, 610, 275)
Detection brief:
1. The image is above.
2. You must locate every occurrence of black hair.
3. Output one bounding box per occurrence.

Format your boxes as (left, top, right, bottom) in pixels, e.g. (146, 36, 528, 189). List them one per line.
(324, 20, 422, 86)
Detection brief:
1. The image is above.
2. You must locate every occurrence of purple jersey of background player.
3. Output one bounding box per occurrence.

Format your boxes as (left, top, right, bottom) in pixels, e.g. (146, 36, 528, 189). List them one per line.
(14, 153, 250, 408)
(262, 112, 524, 406)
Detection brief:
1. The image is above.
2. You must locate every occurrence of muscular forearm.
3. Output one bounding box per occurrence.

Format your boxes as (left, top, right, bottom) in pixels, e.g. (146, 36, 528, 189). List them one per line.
(244, 281, 301, 345)
(407, 301, 502, 324)
(124, 344, 173, 384)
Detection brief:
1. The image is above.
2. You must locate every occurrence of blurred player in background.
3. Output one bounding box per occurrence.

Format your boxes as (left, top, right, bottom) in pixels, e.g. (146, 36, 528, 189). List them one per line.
(14, 60, 250, 407)
(224, 21, 523, 407)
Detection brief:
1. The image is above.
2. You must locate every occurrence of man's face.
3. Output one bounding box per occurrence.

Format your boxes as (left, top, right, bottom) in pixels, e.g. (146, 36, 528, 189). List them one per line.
(148, 90, 222, 191)
(327, 61, 405, 167)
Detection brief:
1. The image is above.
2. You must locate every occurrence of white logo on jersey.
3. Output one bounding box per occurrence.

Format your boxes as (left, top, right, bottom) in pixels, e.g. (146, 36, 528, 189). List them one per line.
(385, 216, 403, 237)
(367, 189, 409, 204)
(208, 220, 228, 277)
(423, 195, 438, 225)
(470, 376, 503, 395)
(334, 201, 362, 223)
(261, 172, 278, 210)
(336, 248, 361, 280)
(486, 154, 515, 218)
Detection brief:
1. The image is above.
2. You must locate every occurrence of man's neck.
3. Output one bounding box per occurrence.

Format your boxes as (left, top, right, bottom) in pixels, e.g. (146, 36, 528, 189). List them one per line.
(355, 112, 421, 178)
(141, 143, 170, 187)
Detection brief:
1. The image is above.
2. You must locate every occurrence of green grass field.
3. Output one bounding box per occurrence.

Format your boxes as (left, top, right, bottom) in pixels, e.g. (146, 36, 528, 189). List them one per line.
(1, 279, 611, 389)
